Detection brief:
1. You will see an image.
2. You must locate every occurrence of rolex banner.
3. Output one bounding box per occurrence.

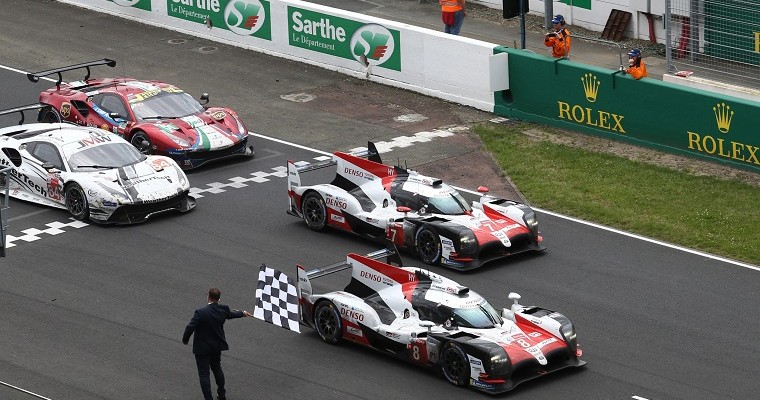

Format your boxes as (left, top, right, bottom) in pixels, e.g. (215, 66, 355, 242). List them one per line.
(492, 47, 760, 173)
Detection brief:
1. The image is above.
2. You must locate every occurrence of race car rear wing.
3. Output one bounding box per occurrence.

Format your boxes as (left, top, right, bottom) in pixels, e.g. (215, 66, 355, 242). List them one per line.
(27, 58, 116, 88)
(301, 242, 401, 280)
(288, 141, 382, 175)
(287, 141, 382, 216)
(0, 104, 43, 125)
(296, 240, 401, 300)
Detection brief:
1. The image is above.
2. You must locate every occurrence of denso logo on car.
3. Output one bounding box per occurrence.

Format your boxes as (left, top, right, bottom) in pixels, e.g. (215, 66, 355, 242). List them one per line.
(344, 167, 364, 178)
(340, 307, 364, 322)
(325, 197, 347, 209)
(360, 270, 381, 282)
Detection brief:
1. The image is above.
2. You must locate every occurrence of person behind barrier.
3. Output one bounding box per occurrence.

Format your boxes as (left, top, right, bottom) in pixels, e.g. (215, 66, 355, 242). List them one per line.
(544, 14, 571, 59)
(439, 0, 465, 35)
(625, 48, 648, 80)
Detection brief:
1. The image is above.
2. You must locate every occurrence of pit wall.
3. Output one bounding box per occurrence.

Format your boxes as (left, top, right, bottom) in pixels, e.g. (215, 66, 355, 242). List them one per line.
(493, 47, 760, 172)
(58, 0, 507, 112)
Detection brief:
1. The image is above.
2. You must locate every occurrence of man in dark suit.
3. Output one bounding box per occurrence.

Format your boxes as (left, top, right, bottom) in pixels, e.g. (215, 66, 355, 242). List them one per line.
(183, 288, 252, 400)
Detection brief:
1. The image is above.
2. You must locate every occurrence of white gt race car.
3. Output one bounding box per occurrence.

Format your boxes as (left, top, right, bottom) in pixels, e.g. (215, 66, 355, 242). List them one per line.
(0, 122, 195, 224)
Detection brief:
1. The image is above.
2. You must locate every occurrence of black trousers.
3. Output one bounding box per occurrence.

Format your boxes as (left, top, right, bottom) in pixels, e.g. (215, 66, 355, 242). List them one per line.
(195, 353, 225, 400)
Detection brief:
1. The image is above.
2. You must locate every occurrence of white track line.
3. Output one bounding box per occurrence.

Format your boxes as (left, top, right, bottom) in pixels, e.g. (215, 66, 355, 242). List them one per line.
(0, 380, 53, 400)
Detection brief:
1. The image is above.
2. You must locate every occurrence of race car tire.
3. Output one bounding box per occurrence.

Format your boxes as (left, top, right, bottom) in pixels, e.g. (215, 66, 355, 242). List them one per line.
(415, 226, 441, 265)
(314, 301, 342, 345)
(302, 192, 327, 231)
(65, 182, 90, 221)
(38, 106, 61, 123)
(130, 131, 153, 155)
(441, 342, 470, 387)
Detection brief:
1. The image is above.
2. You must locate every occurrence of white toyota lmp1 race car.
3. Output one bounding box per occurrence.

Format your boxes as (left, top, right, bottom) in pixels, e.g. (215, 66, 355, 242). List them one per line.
(296, 248, 586, 393)
(0, 118, 195, 224)
(287, 142, 545, 270)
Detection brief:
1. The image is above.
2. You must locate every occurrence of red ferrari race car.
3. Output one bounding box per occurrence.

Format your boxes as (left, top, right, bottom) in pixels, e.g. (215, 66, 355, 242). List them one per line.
(28, 59, 254, 170)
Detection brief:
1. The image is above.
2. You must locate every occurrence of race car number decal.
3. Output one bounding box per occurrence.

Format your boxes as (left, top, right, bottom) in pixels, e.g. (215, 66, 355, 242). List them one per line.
(408, 339, 429, 364)
(150, 158, 173, 171)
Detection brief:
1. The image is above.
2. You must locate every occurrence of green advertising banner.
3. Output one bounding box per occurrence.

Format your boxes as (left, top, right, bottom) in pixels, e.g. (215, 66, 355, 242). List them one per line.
(493, 47, 760, 172)
(110, 0, 151, 11)
(167, 0, 272, 40)
(287, 6, 401, 71)
(559, 0, 591, 10)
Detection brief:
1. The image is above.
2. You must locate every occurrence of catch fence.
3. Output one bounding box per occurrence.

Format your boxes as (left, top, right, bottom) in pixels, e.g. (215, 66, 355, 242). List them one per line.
(666, 0, 760, 89)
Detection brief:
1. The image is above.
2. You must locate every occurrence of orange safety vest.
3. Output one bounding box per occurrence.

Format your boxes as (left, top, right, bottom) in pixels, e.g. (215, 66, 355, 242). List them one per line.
(626, 60, 648, 80)
(544, 28, 571, 58)
(440, 0, 463, 12)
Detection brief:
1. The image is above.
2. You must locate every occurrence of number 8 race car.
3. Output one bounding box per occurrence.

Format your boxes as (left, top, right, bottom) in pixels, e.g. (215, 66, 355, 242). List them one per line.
(295, 248, 585, 393)
(287, 143, 545, 270)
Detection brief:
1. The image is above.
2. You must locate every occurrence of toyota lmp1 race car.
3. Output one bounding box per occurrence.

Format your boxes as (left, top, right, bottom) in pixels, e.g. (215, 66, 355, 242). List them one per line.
(27, 59, 253, 170)
(296, 248, 585, 393)
(0, 120, 195, 224)
(287, 142, 545, 270)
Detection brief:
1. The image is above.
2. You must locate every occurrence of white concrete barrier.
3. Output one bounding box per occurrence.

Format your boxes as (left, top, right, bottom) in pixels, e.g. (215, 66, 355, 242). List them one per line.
(663, 73, 760, 104)
(59, 0, 506, 112)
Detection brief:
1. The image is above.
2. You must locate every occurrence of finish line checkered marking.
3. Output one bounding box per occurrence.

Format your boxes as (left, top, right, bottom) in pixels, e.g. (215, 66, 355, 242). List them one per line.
(4, 219, 89, 248)
(189, 128, 462, 198)
(373, 129, 458, 153)
(190, 166, 289, 198)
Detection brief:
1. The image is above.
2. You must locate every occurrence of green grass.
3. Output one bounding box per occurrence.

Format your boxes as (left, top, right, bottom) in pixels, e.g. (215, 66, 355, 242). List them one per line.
(476, 122, 760, 265)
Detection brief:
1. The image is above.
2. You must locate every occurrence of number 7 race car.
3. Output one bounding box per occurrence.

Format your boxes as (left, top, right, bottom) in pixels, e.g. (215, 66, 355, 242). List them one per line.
(294, 247, 585, 394)
(287, 143, 545, 270)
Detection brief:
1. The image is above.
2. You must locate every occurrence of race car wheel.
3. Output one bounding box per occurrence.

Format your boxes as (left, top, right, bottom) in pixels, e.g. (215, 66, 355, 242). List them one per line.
(415, 226, 441, 265)
(130, 131, 153, 155)
(314, 301, 342, 345)
(302, 192, 327, 231)
(39, 106, 61, 123)
(65, 182, 89, 221)
(441, 342, 470, 387)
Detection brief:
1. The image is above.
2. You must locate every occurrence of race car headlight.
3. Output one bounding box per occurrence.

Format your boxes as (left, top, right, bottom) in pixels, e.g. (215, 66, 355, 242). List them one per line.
(560, 322, 578, 353)
(167, 133, 192, 148)
(234, 115, 247, 134)
(519, 206, 540, 238)
(175, 167, 188, 187)
(458, 231, 478, 254)
(488, 348, 510, 376)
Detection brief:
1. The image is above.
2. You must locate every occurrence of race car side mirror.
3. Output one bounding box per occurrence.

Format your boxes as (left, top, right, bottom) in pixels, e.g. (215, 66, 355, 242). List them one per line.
(419, 321, 435, 334)
(397, 206, 411, 214)
(199, 93, 210, 106)
(42, 162, 56, 172)
(477, 186, 489, 193)
(509, 292, 522, 315)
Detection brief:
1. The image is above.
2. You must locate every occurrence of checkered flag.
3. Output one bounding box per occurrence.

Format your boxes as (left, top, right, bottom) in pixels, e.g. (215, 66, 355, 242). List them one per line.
(254, 264, 300, 333)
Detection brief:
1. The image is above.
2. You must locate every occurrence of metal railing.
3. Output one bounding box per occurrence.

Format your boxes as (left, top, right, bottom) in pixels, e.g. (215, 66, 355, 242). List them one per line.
(573, 34, 627, 71)
(666, 0, 760, 89)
